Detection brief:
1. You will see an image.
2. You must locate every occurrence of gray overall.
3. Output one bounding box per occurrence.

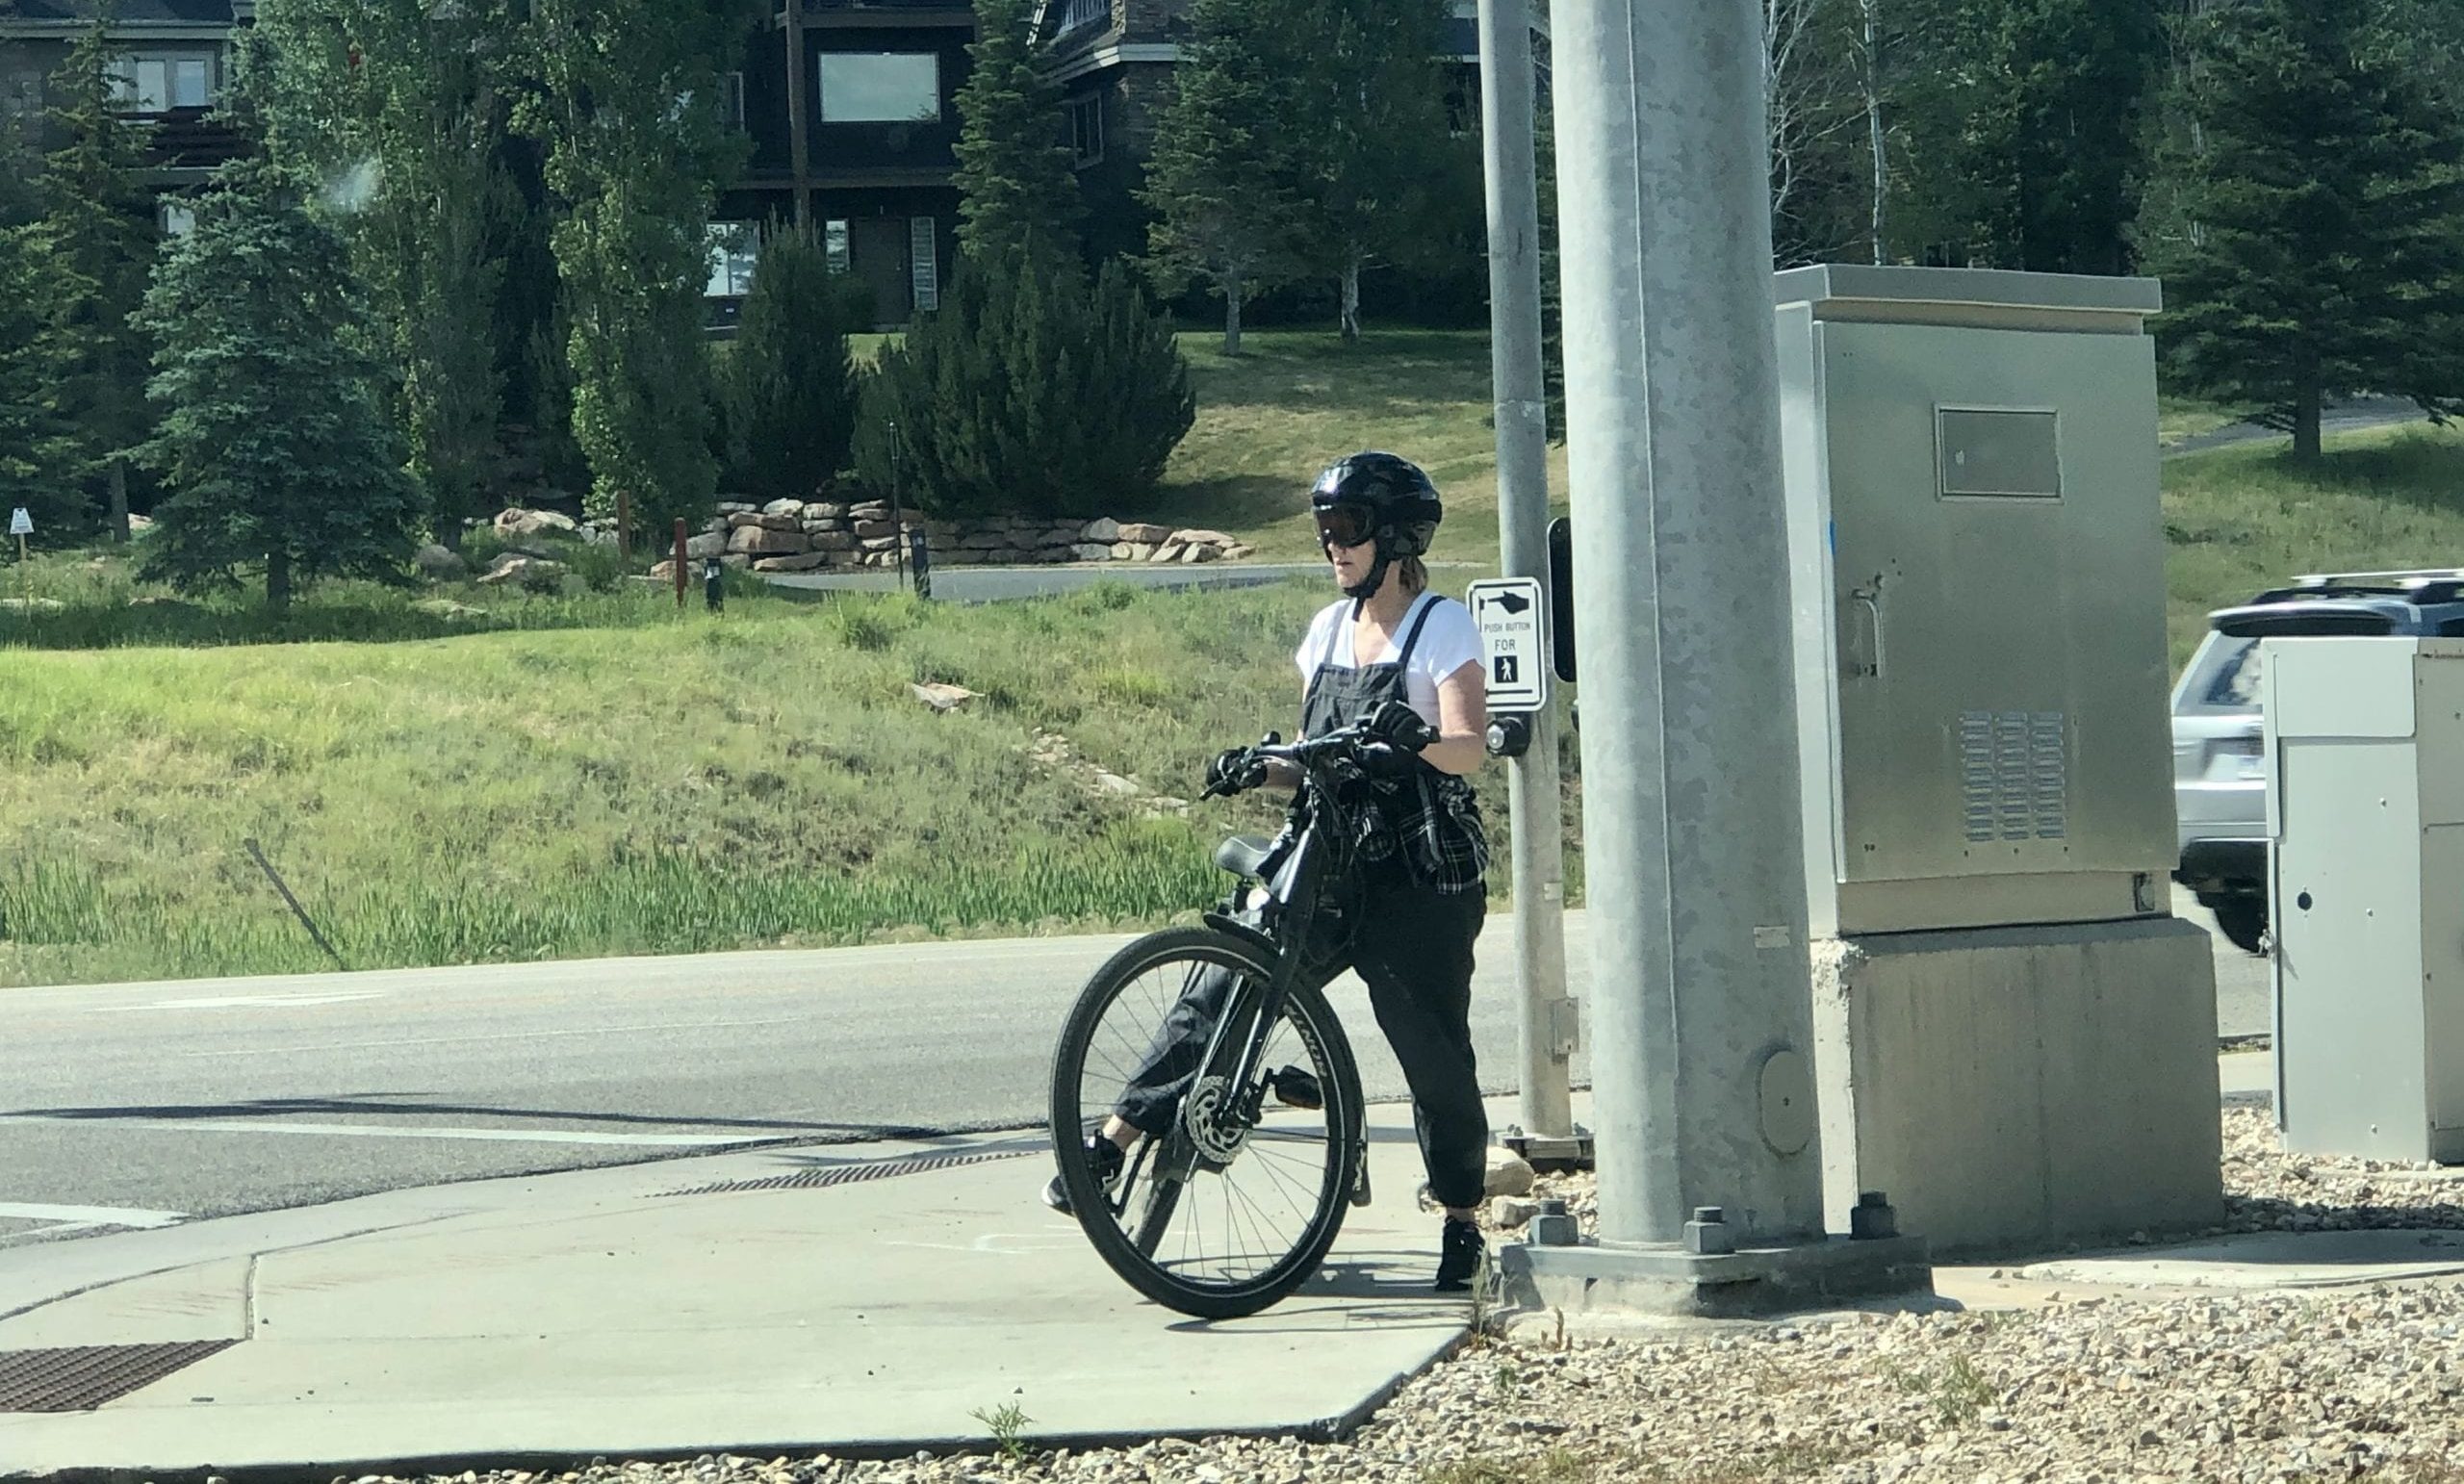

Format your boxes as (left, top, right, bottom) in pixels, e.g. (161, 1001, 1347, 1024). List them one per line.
(1114, 596, 1491, 1211)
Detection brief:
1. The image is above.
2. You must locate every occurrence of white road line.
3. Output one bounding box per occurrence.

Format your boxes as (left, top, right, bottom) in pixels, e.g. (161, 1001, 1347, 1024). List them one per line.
(175, 1015, 814, 1059)
(88, 992, 388, 1012)
(0, 1116, 786, 1148)
(0, 1201, 186, 1228)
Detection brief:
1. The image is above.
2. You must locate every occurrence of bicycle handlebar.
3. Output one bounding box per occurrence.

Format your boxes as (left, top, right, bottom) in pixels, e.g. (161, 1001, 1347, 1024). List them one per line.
(1197, 724, 1392, 801)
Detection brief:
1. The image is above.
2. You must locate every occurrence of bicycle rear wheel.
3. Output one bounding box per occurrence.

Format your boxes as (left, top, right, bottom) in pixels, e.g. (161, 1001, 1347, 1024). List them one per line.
(1048, 925, 1362, 1319)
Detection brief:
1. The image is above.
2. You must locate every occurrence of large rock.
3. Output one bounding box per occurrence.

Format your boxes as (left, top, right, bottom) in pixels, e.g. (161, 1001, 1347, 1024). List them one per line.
(413, 543, 467, 579)
(1180, 542, 1220, 563)
(684, 531, 728, 560)
(728, 525, 808, 556)
(1485, 1145, 1537, 1198)
(756, 513, 800, 532)
(727, 511, 767, 529)
(1116, 522, 1173, 545)
(492, 507, 577, 539)
(753, 551, 833, 573)
(858, 536, 902, 554)
(761, 498, 806, 518)
(716, 500, 759, 515)
(808, 530, 857, 552)
(475, 553, 567, 589)
(961, 532, 1009, 550)
(1070, 543, 1116, 562)
(1082, 516, 1123, 544)
(1147, 540, 1188, 563)
(805, 502, 847, 522)
(1173, 528, 1235, 548)
(853, 519, 898, 539)
(1115, 543, 1155, 562)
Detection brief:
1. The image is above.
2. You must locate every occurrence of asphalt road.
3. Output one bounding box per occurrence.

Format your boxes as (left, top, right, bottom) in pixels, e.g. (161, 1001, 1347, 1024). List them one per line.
(0, 903, 2265, 1253)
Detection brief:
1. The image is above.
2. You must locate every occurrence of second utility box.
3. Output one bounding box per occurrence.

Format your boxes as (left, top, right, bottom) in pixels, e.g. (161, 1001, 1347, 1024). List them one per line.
(1776, 265, 2222, 1254)
(2268, 635, 2464, 1164)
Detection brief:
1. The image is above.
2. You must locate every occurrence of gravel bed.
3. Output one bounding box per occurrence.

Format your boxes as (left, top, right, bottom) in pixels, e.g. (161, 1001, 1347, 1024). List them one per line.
(299, 1111, 2464, 1484)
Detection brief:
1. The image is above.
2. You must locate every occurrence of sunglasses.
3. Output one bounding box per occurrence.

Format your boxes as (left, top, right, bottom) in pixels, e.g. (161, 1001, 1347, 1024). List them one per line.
(1315, 505, 1376, 550)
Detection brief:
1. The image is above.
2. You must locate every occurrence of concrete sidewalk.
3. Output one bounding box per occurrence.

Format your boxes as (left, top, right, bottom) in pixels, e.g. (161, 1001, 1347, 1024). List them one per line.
(2, 1061, 2452, 1483)
(0, 1107, 1477, 1480)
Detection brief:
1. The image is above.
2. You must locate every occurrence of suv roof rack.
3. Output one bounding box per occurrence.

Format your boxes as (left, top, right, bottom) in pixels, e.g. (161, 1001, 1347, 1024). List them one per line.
(2295, 567, 2464, 588)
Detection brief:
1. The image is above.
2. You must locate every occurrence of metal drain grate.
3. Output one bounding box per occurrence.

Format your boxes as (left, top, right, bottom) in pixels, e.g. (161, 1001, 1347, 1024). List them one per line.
(661, 1146, 1038, 1197)
(0, 1341, 239, 1413)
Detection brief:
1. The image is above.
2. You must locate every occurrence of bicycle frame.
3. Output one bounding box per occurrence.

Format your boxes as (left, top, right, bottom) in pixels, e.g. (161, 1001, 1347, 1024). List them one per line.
(1177, 735, 1373, 1160)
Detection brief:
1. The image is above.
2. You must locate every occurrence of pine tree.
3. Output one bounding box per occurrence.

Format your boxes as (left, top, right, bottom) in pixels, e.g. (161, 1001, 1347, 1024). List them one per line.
(951, 0, 1083, 266)
(519, 0, 755, 544)
(728, 224, 863, 500)
(36, 11, 161, 541)
(2151, 0, 2464, 459)
(1287, 0, 1457, 341)
(1142, 0, 1309, 355)
(0, 222, 76, 536)
(255, 0, 517, 550)
(131, 35, 420, 611)
(1887, 0, 2165, 273)
(854, 250, 1193, 519)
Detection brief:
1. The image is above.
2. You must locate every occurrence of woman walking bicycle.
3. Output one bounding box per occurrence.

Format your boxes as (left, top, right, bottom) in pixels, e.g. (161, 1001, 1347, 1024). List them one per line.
(1043, 452, 1495, 1315)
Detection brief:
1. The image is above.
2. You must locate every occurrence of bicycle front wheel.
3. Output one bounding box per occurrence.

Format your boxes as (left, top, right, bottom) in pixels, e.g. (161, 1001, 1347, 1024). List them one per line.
(1048, 925, 1362, 1318)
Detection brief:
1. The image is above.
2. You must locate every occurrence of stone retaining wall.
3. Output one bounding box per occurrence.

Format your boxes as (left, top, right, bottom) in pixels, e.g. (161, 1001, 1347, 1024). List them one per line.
(615, 499, 1256, 579)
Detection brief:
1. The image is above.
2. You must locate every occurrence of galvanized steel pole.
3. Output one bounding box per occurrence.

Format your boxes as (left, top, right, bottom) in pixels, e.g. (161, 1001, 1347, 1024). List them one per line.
(1476, 0, 1577, 1146)
(1551, 0, 1826, 1245)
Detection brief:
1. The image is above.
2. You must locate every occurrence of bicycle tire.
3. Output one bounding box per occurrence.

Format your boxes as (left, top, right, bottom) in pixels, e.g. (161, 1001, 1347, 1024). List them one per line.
(1048, 925, 1363, 1319)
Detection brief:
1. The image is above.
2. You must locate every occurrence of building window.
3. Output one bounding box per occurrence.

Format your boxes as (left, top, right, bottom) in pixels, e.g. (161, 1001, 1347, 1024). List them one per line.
(172, 57, 210, 109)
(817, 53, 940, 124)
(716, 71, 745, 130)
(1069, 94, 1103, 166)
(108, 53, 214, 114)
(108, 59, 166, 113)
(706, 222, 757, 297)
(824, 219, 851, 275)
(160, 201, 196, 239)
(909, 217, 938, 313)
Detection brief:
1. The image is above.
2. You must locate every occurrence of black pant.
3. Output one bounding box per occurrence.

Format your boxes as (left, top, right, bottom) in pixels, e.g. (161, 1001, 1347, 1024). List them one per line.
(1114, 871, 1491, 1212)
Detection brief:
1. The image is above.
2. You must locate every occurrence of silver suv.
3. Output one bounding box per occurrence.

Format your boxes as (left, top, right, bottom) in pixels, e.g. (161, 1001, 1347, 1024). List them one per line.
(2171, 568, 2464, 955)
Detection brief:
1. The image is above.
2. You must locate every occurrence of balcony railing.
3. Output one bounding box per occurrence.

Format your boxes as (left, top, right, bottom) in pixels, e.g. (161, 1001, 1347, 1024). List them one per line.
(1055, 0, 1111, 36)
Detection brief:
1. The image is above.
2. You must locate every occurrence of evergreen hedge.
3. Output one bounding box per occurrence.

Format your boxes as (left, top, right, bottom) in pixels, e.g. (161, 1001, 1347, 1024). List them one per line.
(855, 252, 1194, 520)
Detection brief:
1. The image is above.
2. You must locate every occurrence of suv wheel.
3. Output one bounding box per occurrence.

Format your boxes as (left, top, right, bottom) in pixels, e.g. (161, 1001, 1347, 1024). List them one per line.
(2211, 896, 2269, 958)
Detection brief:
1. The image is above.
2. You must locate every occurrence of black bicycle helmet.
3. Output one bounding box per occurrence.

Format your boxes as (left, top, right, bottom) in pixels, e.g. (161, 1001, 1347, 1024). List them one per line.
(1311, 451, 1443, 599)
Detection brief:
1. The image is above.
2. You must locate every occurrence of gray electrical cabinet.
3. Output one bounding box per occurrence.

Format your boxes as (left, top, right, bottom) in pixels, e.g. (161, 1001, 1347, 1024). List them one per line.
(2268, 636, 2464, 1164)
(1774, 265, 2179, 937)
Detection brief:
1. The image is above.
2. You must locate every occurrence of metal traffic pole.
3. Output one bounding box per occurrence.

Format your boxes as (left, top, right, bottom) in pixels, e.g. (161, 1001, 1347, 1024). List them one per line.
(1477, 0, 1583, 1165)
(1552, 0, 1826, 1246)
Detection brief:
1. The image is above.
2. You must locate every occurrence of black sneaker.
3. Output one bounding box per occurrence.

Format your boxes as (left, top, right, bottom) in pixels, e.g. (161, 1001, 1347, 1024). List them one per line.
(1042, 1134, 1126, 1216)
(1434, 1216, 1484, 1292)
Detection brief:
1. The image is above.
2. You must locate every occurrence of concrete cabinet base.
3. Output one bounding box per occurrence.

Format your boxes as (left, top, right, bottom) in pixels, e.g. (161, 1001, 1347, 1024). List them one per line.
(1811, 916, 2222, 1256)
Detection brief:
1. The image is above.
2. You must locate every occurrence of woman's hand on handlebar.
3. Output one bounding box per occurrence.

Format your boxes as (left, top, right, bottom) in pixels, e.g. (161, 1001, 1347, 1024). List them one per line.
(1203, 745, 1271, 799)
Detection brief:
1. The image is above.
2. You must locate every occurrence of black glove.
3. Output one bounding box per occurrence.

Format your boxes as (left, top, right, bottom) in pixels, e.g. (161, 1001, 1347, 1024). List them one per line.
(1357, 741, 1417, 778)
(1205, 746, 1270, 797)
(1364, 699, 1439, 755)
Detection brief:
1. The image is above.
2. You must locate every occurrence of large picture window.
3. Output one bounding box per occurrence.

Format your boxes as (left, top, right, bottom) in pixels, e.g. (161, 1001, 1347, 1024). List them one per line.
(817, 53, 940, 124)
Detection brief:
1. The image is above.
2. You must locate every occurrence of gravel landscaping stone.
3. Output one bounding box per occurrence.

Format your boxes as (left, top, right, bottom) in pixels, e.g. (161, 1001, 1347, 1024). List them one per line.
(296, 1110, 2464, 1484)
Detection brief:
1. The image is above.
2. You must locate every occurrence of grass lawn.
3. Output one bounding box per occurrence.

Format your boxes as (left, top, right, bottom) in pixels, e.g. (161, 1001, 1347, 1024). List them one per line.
(5, 330, 2460, 985)
(2163, 424, 2464, 669)
(1149, 329, 1566, 569)
(0, 576, 1348, 986)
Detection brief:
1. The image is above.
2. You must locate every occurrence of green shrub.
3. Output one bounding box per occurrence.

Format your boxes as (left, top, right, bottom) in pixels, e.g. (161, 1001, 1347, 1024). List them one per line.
(728, 225, 867, 501)
(853, 249, 1194, 519)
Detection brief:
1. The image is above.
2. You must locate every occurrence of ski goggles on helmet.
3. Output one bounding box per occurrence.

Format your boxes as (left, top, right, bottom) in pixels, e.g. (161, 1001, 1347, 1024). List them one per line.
(1314, 503, 1377, 550)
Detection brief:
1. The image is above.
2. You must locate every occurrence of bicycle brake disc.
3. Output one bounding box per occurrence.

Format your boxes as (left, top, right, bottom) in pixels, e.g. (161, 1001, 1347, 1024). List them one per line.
(1182, 1075, 1252, 1166)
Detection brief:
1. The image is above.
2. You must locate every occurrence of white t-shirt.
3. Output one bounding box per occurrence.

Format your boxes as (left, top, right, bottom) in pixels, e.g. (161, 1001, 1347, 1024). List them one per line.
(1295, 593, 1485, 729)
